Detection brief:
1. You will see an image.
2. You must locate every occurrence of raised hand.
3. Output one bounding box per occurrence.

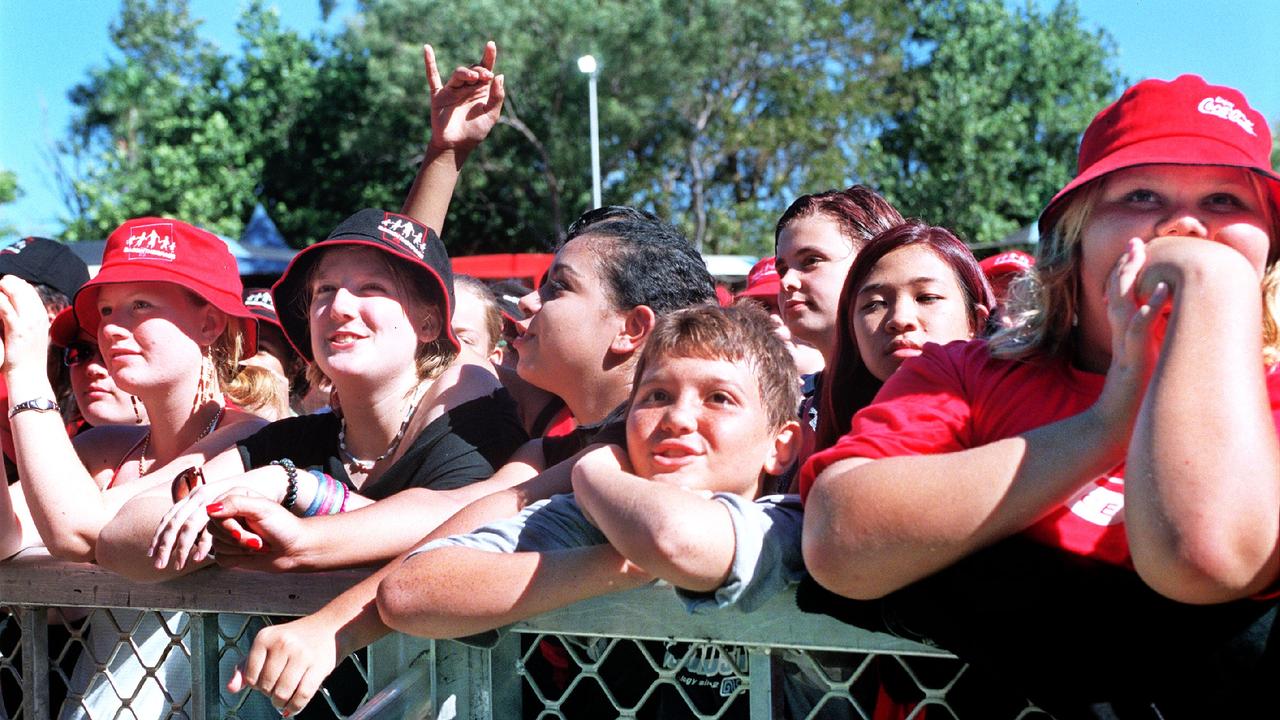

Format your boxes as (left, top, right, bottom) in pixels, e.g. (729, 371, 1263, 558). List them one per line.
(0, 276, 52, 376)
(424, 41, 505, 153)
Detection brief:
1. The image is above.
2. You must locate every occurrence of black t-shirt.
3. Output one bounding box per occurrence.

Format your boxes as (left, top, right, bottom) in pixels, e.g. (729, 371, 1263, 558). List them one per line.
(237, 392, 527, 501)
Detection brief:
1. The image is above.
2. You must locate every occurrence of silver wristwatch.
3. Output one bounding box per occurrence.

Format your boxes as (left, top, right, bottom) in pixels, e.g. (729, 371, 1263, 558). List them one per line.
(9, 397, 60, 418)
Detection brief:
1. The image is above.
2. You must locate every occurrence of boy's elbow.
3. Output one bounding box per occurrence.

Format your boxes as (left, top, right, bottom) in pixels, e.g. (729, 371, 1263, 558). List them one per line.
(94, 523, 163, 582)
(376, 572, 418, 634)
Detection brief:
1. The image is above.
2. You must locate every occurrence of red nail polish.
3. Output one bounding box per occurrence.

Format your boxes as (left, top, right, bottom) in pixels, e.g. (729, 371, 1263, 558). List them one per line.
(206, 502, 223, 514)
(247, 538, 263, 550)
(230, 528, 242, 540)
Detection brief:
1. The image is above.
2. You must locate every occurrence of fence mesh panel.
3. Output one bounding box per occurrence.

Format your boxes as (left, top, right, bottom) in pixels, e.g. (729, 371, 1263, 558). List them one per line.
(0, 609, 370, 720)
(1, 608, 24, 720)
(513, 632, 1052, 719)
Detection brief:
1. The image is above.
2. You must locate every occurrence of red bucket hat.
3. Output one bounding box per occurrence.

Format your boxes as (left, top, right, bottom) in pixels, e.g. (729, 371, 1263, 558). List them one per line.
(271, 209, 459, 362)
(1040, 74, 1280, 234)
(49, 307, 80, 348)
(736, 256, 783, 301)
(73, 217, 258, 355)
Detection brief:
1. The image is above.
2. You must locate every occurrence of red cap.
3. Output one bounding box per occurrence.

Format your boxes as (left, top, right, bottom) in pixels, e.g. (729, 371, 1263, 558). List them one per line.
(49, 307, 79, 348)
(979, 250, 1035, 279)
(736, 257, 782, 300)
(73, 218, 258, 355)
(1041, 75, 1280, 234)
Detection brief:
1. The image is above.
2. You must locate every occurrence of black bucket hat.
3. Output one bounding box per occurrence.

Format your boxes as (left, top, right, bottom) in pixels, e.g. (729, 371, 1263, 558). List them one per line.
(271, 209, 458, 361)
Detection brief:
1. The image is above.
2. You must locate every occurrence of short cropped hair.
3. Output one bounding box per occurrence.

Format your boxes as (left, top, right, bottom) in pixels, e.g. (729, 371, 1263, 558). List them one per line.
(630, 302, 800, 431)
(566, 216, 717, 315)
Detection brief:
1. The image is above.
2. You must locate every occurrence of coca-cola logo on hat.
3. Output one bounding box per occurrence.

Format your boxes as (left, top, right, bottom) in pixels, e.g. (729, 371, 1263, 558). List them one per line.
(378, 213, 427, 260)
(1197, 96, 1257, 137)
(123, 222, 177, 262)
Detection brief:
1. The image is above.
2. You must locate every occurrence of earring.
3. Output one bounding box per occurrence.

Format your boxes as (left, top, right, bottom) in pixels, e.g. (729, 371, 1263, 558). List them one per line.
(192, 347, 215, 413)
(131, 396, 144, 424)
(1071, 312, 1079, 327)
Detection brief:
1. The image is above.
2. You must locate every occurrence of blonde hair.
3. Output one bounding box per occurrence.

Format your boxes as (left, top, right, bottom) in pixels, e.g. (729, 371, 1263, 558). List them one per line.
(208, 316, 281, 409)
(989, 172, 1280, 366)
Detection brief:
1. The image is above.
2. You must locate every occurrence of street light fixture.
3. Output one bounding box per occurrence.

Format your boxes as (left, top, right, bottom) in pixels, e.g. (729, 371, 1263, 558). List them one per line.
(577, 54, 602, 209)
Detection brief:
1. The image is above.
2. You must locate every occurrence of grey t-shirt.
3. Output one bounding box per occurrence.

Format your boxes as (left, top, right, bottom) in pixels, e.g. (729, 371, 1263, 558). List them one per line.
(414, 492, 804, 612)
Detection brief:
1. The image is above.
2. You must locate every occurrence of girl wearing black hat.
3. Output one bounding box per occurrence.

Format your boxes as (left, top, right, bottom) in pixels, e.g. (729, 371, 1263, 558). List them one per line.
(98, 39, 521, 578)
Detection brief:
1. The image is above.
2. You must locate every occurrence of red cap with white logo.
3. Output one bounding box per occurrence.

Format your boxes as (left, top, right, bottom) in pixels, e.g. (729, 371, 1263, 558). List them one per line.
(1040, 74, 1280, 233)
(73, 217, 257, 355)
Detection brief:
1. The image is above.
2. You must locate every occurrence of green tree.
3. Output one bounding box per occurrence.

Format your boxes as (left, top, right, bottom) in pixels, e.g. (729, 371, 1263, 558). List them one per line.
(60, 0, 282, 240)
(261, 0, 908, 254)
(860, 0, 1122, 245)
(0, 168, 21, 239)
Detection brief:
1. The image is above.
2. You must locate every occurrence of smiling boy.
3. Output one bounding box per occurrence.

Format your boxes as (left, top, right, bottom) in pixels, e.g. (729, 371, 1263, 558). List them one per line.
(377, 303, 804, 713)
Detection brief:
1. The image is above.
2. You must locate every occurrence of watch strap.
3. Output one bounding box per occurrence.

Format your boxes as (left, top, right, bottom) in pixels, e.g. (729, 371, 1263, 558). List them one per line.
(9, 397, 61, 418)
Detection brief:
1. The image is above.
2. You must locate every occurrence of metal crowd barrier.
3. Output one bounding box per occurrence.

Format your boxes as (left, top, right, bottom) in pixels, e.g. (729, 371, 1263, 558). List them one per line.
(0, 549, 1048, 719)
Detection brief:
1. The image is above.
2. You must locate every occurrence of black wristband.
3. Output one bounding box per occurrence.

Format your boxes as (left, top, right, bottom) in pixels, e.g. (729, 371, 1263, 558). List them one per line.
(271, 458, 299, 510)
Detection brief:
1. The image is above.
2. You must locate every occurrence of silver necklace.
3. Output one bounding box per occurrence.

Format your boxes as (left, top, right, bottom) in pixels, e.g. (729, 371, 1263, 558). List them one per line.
(137, 404, 224, 477)
(339, 383, 428, 473)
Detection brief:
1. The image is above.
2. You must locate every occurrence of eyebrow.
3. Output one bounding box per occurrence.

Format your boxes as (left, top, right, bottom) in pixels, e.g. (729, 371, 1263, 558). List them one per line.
(857, 277, 944, 295)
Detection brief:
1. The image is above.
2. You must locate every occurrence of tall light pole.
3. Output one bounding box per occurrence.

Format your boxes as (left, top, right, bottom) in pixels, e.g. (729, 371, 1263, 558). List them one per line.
(577, 54, 602, 209)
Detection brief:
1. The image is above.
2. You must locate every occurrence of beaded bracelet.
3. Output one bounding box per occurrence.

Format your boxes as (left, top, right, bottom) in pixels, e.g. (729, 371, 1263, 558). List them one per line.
(271, 459, 299, 511)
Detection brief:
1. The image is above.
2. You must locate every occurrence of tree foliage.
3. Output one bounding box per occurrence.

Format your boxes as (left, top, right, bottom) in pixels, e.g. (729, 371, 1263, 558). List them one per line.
(0, 168, 20, 239)
(860, 0, 1122, 245)
(61, 0, 259, 239)
(56, 0, 1123, 254)
(258, 0, 908, 253)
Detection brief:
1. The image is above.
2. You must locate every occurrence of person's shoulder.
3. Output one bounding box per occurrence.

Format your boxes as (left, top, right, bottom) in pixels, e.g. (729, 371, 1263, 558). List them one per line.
(239, 411, 339, 450)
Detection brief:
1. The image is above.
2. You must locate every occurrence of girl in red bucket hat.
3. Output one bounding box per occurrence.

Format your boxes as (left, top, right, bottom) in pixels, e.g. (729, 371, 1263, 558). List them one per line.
(0, 216, 267, 561)
(0, 216, 275, 720)
(800, 76, 1280, 713)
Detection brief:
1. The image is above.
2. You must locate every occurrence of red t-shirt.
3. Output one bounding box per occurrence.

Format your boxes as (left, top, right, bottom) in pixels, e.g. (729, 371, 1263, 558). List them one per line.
(799, 339, 1280, 567)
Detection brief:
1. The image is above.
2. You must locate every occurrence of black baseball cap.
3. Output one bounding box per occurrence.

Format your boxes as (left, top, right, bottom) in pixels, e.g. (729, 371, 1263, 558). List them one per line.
(0, 237, 90, 301)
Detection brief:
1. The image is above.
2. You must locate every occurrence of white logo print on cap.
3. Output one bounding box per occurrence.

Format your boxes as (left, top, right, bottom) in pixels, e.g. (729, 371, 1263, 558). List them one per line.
(244, 291, 274, 311)
(378, 214, 427, 260)
(124, 223, 177, 262)
(1197, 96, 1256, 137)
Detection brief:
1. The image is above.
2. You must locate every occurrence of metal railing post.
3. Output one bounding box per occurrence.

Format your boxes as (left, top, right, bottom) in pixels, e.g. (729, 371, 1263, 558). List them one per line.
(747, 646, 773, 719)
(19, 607, 51, 720)
(188, 613, 221, 720)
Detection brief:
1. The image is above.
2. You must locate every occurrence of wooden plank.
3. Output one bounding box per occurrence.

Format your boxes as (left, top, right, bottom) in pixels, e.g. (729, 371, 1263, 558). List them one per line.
(0, 549, 369, 616)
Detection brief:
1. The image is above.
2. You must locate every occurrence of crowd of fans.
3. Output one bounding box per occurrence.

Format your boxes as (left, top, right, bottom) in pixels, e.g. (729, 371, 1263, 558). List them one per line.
(1, 38, 1279, 719)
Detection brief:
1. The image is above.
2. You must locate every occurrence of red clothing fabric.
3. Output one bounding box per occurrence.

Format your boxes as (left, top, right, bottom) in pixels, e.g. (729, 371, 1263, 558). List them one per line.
(541, 405, 577, 439)
(799, 339, 1280, 567)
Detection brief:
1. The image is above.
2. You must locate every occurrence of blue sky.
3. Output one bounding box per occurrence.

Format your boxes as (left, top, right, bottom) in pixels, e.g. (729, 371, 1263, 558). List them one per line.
(1, 0, 1277, 239)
